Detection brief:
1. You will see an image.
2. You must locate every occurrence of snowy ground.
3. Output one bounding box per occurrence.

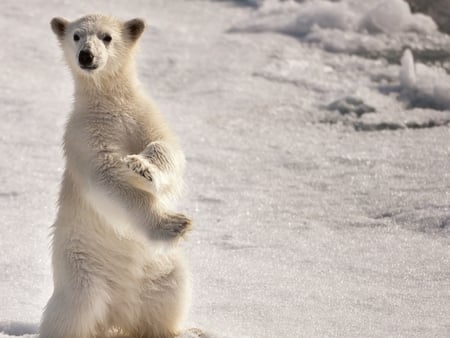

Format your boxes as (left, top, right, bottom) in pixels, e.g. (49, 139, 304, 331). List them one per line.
(0, 0, 449, 337)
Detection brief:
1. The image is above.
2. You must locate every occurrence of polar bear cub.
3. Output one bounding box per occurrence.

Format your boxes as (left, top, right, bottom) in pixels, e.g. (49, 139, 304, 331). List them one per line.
(40, 14, 193, 338)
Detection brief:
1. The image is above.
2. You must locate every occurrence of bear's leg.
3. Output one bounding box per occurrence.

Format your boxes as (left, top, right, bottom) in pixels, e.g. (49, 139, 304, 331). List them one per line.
(138, 256, 190, 338)
(40, 286, 109, 338)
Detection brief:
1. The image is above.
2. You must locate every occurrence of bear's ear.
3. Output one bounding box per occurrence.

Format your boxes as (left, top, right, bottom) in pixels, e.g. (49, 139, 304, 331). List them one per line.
(124, 18, 145, 42)
(51, 17, 69, 38)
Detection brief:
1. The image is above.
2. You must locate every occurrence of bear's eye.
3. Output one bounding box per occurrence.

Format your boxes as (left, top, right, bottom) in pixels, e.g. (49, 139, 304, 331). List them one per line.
(103, 34, 112, 43)
(73, 34, 80, 42)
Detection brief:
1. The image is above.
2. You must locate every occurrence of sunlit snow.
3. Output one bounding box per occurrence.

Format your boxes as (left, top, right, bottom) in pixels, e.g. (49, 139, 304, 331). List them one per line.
(0, 0, 449, 337)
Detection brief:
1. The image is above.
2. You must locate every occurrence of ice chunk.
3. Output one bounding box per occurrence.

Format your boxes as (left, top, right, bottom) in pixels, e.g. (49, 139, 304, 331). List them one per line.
(405, 0, 450, 33)
(405, 13, 437, 34)
(360, 0, 412, 34)
(399, 49, 416, 88)
(399, 48, 450, 109)
(359, 0, 437, 34)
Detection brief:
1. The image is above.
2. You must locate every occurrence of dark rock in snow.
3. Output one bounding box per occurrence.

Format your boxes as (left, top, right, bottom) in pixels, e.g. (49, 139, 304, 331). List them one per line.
(327, 96, 376, 117)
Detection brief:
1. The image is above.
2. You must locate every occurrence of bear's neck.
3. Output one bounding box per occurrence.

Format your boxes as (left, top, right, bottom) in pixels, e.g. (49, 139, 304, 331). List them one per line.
(73, 65, 142, 108)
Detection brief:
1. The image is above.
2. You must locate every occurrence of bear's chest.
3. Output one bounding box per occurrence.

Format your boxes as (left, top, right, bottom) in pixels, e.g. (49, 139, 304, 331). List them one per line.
(69, 108, 151, 155)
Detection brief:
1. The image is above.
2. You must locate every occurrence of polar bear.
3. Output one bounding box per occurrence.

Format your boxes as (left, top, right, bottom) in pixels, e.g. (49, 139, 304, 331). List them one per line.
(40, 14, 194, 338)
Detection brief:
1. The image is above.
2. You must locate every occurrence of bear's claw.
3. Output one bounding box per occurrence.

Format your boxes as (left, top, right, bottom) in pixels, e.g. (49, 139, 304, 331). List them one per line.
(124, 154, 153, 181)
(161, 213, 193, 239)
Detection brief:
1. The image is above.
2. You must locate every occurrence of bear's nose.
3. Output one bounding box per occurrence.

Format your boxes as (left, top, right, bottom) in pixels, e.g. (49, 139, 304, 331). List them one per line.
(79, 50, 94, 67)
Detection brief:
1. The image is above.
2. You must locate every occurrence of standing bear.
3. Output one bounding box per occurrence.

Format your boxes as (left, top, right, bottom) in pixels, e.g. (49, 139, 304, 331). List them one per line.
(41, 14, 193, 338)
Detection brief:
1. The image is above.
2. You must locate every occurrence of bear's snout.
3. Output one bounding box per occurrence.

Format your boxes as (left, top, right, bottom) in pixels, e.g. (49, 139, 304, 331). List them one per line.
(79, 50, 96, 69)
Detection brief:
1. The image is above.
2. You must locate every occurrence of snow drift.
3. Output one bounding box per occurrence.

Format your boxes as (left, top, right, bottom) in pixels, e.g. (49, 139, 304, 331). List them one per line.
(229, 0, 444, 58)
(231, 0, 437, 36)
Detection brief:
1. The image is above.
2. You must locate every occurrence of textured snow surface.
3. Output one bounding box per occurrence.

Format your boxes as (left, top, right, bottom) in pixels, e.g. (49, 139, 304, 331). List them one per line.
(0, 0, 449, 337)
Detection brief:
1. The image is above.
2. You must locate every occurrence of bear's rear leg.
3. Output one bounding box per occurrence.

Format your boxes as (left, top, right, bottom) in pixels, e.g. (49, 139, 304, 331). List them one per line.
(40, 288, 109, 338)
(138, 257, 190, 338)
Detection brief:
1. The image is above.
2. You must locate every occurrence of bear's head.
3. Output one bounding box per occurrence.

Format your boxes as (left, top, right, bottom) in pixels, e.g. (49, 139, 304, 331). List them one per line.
(50, 15, 145, 77)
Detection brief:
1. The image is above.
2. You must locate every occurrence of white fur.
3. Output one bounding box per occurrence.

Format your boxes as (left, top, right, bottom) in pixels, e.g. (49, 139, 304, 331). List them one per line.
(41, 15, 192, 338)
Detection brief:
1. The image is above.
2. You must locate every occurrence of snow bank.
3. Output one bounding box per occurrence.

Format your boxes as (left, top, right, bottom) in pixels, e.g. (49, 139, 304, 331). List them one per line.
(231, 0, 450, 115)
(275, 1, 358, 36)
(232, 0, 437, 36)
(230, 0, 357, 36)
(400, 48, 450, 109)
(230, 0, 440, 56)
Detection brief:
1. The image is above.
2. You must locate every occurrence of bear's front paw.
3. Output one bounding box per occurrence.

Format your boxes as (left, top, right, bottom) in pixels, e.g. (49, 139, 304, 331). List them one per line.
(160, 213, 193, 240)
(123, 154, 154, 182)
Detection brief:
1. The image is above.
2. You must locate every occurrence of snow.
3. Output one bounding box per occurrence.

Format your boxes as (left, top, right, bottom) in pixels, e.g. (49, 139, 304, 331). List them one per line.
(0, 322, 38, 337)
(359, 0, 436, 34)
(231, 0, 437, 36)
(400, 49, 450, 110)
(231, 0, 441, 57)
(0, 0, 449, 337)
